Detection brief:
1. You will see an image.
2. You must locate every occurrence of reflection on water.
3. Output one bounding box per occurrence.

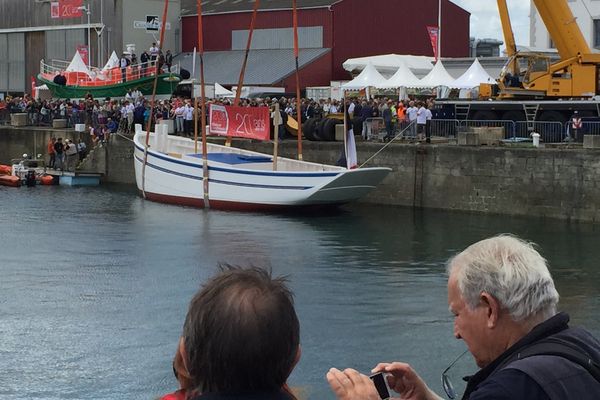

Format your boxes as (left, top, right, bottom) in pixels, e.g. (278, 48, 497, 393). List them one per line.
(0, 185, 599, 399)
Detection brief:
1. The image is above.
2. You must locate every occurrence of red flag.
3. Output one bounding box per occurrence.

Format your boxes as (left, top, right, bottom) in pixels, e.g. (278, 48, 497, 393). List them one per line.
(77, 45, 89, 65)
(426, 25, 439, 61)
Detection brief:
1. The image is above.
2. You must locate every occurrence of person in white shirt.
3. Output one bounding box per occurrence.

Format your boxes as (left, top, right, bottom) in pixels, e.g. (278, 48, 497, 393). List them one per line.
(120, 54, 129, 82)
(149, 43, 159, 66)
(425, 106, 433, 143)
(183, 101, 194, 136)
(416, 102, 427, 140)
(406, 101, 418, 138)
(174, 105, 185, 134)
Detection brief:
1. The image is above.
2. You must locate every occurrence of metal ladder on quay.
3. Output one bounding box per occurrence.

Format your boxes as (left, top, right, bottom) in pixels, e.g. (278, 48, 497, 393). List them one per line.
(523, 103, 539, 131)
(454, 104, 471, 121)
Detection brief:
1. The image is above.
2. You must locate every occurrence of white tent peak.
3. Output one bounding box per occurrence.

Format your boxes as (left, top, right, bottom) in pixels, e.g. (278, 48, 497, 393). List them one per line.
(102, 51, 120, 71)
(419, 60, 455, 88)
(66, 51, 91, 77)
(215, 82, 235, 97)
(378, 61, 422, 89)
(343, 54, 434, 77)
(342, 61, 387, 90)
(451, 58, 496, 89)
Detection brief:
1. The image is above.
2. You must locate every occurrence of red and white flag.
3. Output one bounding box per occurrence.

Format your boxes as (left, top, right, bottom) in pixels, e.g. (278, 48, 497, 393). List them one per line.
(426, 26, 439, 61)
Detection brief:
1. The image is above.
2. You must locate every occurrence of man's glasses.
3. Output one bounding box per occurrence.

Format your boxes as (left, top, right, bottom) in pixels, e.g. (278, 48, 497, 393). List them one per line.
(441, 349, 469, 399)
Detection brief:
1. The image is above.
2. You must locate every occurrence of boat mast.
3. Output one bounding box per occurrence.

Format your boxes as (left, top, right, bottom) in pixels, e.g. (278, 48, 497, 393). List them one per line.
(196, 0, 210, 208)
(141, 0, 169, 199)
(292, 0, 303, 160)
(226, 0, 261, 147)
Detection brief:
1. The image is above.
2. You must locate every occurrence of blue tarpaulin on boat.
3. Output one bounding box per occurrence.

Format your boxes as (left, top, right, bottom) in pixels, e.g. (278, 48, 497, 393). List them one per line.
(188, 153, 272, 165)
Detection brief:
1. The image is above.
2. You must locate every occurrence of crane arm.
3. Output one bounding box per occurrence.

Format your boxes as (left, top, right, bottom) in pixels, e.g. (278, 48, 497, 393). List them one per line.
(533, 0, 590, 59)
(497, 0, 517, 58)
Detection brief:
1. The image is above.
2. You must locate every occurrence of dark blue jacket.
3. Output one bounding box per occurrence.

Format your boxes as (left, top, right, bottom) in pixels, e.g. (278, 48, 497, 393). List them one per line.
(463, 313, 600, 400)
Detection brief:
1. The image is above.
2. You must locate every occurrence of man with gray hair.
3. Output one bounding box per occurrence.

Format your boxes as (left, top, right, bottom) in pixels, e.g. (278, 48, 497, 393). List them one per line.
(327, 234, 600, 400)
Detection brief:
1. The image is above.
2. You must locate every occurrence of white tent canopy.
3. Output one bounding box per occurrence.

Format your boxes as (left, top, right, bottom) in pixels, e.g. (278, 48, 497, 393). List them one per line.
(377, 61, 422, 89)
(343, 54, 434, 77)
(342, 62, 387, 90)
(66, 51, 91, 77)
(451, 58, 496, 89)
(102, 51, 120, 71)
(419, 60, 455, 88)
(215, 82, 235, 97)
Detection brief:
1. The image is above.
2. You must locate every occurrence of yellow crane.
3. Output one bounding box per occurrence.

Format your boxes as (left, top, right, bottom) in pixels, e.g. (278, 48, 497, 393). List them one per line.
(485, 0, 600, 99)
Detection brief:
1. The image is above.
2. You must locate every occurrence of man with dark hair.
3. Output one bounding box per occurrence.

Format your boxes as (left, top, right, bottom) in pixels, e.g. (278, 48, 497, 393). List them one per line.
(163, 265, 301, 400)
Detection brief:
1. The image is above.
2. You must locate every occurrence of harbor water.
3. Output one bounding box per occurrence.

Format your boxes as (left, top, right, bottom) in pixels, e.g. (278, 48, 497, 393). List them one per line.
(1, 184, 599, 400)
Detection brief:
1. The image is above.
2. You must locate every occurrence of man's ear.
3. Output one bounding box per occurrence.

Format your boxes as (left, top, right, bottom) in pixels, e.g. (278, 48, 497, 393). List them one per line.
(480, 292, 501, 328)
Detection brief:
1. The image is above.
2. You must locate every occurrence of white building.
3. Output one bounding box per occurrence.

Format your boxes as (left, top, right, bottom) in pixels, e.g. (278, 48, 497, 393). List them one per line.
(530, 0, 600, 51)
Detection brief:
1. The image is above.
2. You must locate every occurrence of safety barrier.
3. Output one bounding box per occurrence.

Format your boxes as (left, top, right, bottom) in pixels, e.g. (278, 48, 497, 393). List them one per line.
(515, 121, 564, 143)
(429, 119, 460, 138)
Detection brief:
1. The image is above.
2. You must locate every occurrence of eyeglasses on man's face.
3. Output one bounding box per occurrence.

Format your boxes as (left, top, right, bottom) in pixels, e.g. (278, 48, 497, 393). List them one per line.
(441, 349, 470, 400)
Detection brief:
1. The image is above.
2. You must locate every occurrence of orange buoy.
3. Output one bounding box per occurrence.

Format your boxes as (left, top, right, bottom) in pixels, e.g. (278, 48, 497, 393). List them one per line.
(40, 175, 55, 185)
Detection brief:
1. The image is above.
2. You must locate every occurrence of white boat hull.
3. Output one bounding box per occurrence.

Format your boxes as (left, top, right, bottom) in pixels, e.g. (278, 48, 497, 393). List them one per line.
(133, 127, 390, 211)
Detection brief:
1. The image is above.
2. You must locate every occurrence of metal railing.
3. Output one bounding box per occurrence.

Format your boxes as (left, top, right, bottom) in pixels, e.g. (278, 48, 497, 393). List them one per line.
(515, 121, 564, 143)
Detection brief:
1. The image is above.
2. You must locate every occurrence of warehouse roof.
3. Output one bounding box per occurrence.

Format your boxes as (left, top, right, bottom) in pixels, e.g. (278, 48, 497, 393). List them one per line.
(180, 0, 340, 15)
(175, 48, 330, 85)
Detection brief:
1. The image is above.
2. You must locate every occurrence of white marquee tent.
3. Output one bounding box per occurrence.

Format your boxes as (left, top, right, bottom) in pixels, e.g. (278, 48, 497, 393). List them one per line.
(102, 51, 120, 71)
(341, 61, 387, 90)
(215, 82, 235, 97)
(377, 61, 422, 89)
(451, 58, 495, 89)
(66, 51, 91, 76)
(343, 54, 434, 77)
(419, 60, 455, 88)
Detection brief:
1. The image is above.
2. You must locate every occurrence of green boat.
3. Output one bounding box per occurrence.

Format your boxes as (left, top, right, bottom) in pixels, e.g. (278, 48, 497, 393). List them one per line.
(38, 54, 181, 99)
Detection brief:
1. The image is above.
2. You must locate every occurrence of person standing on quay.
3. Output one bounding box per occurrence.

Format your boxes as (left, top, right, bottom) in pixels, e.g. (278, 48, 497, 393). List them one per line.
(47, 137, 56, 169)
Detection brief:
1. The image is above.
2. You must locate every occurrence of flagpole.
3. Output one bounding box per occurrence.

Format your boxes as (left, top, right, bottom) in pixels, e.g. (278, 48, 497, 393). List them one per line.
(438, 0, 442, 60)
(197, 0, 209, 208)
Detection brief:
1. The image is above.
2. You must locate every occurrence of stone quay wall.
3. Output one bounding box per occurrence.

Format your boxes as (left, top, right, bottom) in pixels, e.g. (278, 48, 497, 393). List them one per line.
(2, 127, 600, 222)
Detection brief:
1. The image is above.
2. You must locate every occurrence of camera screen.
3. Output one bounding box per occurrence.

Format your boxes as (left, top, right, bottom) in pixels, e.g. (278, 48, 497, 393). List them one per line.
(369, 372, 390, 400)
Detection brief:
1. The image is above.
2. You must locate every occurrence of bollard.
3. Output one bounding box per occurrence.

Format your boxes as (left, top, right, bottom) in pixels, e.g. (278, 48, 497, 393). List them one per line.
(531, 132, 540, 148)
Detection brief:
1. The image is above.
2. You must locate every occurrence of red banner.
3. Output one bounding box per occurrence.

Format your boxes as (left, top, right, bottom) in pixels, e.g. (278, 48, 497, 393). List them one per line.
(53, 0, 83, 19)
(209, 105, 270, 141)
(426, 25, 439, 61)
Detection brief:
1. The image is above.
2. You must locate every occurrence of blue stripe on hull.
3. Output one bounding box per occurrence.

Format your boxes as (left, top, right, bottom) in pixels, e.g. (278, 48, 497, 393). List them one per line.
(135, 155, 313, 190)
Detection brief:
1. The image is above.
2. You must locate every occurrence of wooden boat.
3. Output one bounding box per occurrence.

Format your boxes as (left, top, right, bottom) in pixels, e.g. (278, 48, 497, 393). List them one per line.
(134, 125, 390, 211)
(0, 175, 21, 187)
(37, 51, 181, 99)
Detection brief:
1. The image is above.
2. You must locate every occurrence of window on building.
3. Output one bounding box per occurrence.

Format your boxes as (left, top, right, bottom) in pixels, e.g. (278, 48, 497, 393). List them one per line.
(594, 19, 600, 48)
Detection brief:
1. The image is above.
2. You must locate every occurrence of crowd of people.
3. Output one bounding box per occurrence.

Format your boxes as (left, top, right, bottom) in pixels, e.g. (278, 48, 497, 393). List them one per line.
(0, 91, 437, 141)
(159, 235, 600, 400)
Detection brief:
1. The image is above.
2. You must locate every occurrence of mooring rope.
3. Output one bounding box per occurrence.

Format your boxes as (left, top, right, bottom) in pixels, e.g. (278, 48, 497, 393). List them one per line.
(359, 121, 416, 169)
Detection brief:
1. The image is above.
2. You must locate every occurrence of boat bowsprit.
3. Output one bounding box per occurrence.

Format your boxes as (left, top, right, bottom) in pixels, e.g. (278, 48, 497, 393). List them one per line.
(134, 126, 391, 211)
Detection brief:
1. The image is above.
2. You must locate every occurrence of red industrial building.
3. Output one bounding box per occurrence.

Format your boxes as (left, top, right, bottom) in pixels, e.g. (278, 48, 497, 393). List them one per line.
(178, 0, 470, 91)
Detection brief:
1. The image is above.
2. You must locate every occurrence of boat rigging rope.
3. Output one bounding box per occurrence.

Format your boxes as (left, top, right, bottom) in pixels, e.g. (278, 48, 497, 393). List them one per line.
(141, 0, 170, 199)
(359, 121, 415, 169)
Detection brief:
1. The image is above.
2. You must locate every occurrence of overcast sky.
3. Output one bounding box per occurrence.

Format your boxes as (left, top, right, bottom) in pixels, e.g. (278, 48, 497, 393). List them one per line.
(450, 0, 530, 46)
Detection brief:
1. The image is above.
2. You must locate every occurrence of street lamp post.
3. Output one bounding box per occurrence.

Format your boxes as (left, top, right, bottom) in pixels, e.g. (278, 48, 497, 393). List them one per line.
(79, 4, 92, 68)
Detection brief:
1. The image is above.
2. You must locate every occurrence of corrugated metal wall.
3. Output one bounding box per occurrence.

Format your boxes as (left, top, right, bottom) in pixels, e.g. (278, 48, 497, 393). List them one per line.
(0, 33, 26, 92)
(46, 29, 86, 61)
(231, 27, 323, 50)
